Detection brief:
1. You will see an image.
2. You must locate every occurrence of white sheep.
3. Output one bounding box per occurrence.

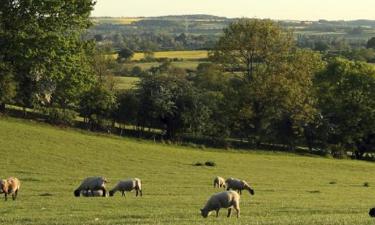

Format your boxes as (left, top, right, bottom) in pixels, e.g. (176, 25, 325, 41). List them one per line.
(0, 177, 21, 201)
(109, 178, 142, 197)
(74, 177, 108, 197)
(81, 190, 106, 197)
(200, 191, 241, 218)
(213, 176, 226, 189)
(225, 178, 255, 196)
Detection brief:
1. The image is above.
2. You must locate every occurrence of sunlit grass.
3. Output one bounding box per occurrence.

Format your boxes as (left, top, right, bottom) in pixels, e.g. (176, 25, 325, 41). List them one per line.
(0, 117, 374, 224)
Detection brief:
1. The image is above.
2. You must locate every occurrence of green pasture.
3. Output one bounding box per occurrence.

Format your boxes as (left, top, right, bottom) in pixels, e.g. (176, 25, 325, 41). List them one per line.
(0, 118, 375, 224)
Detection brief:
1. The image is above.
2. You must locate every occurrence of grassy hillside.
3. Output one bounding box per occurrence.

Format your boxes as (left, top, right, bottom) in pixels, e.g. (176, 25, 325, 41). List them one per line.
(0, 118, 375, 225)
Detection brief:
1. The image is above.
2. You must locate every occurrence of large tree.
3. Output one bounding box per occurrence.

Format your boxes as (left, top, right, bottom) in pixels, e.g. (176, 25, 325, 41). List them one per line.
(0, 0, 96, 109)
(211, 19, 323, 148)
(211, 19, 293, 81)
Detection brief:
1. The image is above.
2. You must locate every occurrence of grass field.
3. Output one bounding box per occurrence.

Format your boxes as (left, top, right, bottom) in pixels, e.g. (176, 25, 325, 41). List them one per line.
(132, 50, 209, 61)
(1, 117, 375, 224)
(114, 77, 140, 90)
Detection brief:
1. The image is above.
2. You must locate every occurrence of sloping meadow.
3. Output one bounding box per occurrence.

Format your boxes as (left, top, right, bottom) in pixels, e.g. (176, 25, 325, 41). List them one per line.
(0, 118, 374, 225)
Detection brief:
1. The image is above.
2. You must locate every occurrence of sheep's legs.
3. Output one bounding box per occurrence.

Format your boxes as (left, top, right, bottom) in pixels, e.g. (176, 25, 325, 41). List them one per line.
(122, 191, 126, 197)
(234, 207, 240, 218)
(139, 190, 143, 197)
(101, 188, 107, 197)
(12, 190, 18, 200)
(215, 209, 220, 217)
(4, 193, 7, 201)
(227, 208, 232, 217)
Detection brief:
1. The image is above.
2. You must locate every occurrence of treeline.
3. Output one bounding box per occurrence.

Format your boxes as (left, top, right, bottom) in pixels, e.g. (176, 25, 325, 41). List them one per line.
(1, 2, 375, 159)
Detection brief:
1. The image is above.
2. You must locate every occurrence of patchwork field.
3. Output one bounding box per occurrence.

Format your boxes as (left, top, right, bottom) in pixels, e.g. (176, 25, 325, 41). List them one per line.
(0, 118, 375, 225)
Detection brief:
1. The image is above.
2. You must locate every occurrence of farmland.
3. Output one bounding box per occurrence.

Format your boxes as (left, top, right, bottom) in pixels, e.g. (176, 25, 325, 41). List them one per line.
(0, 117, 375, 225)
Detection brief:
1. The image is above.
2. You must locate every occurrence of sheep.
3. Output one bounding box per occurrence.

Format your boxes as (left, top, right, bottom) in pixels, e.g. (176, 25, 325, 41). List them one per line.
(0, 177, 21, 201)
(74, 177, 108, 197)
(200, 191, 241, 218)
(225, 178, 255, 196)
(213, 176, 226, 189)
(109, 178, 142, 197)
(81, 190, 106, 197)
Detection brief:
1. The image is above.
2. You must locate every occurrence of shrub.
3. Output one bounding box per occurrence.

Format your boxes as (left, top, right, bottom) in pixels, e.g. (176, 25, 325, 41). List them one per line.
(41, 107, 77, 126)
(329, 145, 348, 159)
(205, 161, 216, 167)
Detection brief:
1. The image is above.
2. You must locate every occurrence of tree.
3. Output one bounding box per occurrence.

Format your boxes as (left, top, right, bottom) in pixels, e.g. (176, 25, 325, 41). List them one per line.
(79, 84, 117, 131)
(367, 37, 375, 49)
(117, 47, 134, 62)
(137, 73, 208, 140)
(315, 58, 375, 158)
(0, 0, 96, 110)
(211, 19, 293, 81)
(211, 19, 323, 149)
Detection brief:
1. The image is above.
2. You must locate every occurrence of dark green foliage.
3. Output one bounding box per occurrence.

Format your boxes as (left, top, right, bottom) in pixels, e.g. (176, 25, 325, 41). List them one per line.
(368, 37, 375, 49)
(40, 107, 77, 126)
(0, 62, 16, 111)
(79, 84, 117, 130)
(315, 58, 375, 158)
(117, 47, 134, 62)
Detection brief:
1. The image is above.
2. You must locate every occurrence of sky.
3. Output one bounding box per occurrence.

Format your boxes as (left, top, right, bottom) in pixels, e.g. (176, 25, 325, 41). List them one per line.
(92, 0, 375, 21)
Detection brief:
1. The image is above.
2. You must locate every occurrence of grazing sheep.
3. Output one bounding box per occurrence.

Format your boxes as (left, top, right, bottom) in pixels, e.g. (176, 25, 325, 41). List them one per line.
(226, 178, 255, 196)
(200, 191, 240, 218)
(214, 176, 226, 189)
(109, 178, 142, 197)
(0, 177, 21, 201)
(74, 177, 107, 197)
(81, 190, 106, 197)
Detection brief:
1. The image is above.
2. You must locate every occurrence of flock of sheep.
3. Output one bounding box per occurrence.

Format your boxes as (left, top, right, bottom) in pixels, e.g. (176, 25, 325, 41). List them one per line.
(0, 176, 255, 219)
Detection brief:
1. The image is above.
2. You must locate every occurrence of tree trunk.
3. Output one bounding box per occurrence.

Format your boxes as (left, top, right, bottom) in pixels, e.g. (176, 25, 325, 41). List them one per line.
(0, 103, 5, 112)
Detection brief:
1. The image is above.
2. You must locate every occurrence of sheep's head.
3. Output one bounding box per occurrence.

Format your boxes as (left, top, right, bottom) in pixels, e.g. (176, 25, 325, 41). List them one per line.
(74, 189, 81, 197)
(248, 188, 255, 195)
(369, 208, 375, 217)
(0, 180, 8, 194)
(109, 190, 115, 197)
(200, 209, 209, 218)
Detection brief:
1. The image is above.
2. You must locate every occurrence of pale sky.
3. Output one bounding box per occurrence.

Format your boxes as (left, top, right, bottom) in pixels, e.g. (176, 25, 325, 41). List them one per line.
(92, 0, 375, 20)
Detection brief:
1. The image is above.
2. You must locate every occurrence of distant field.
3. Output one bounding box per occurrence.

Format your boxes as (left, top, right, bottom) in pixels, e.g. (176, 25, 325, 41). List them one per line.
(1, 117, 375, 224)
(93, 17, 143, 25)
(132, 50, 209, 61)
(114, 77, 140, 90)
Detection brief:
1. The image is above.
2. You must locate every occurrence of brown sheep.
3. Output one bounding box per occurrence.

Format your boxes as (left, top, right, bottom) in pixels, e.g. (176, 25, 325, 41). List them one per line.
(0, 177, 21, 201)
(200, 191, 241, 218)
(225, 178, 255, 196)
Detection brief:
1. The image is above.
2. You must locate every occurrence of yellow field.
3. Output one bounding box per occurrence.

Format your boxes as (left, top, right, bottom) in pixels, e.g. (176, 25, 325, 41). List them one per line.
(132, 50, 209, 60)
(94, 17, 143, 25)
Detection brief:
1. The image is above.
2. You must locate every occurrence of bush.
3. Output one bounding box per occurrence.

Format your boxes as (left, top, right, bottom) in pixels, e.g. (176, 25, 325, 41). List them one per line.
(41, 107, 77, 126)
(205, 161, 216, 167)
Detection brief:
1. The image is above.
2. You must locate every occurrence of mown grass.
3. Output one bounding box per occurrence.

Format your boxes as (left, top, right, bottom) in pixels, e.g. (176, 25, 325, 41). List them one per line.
(0, 117, 375, 224)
